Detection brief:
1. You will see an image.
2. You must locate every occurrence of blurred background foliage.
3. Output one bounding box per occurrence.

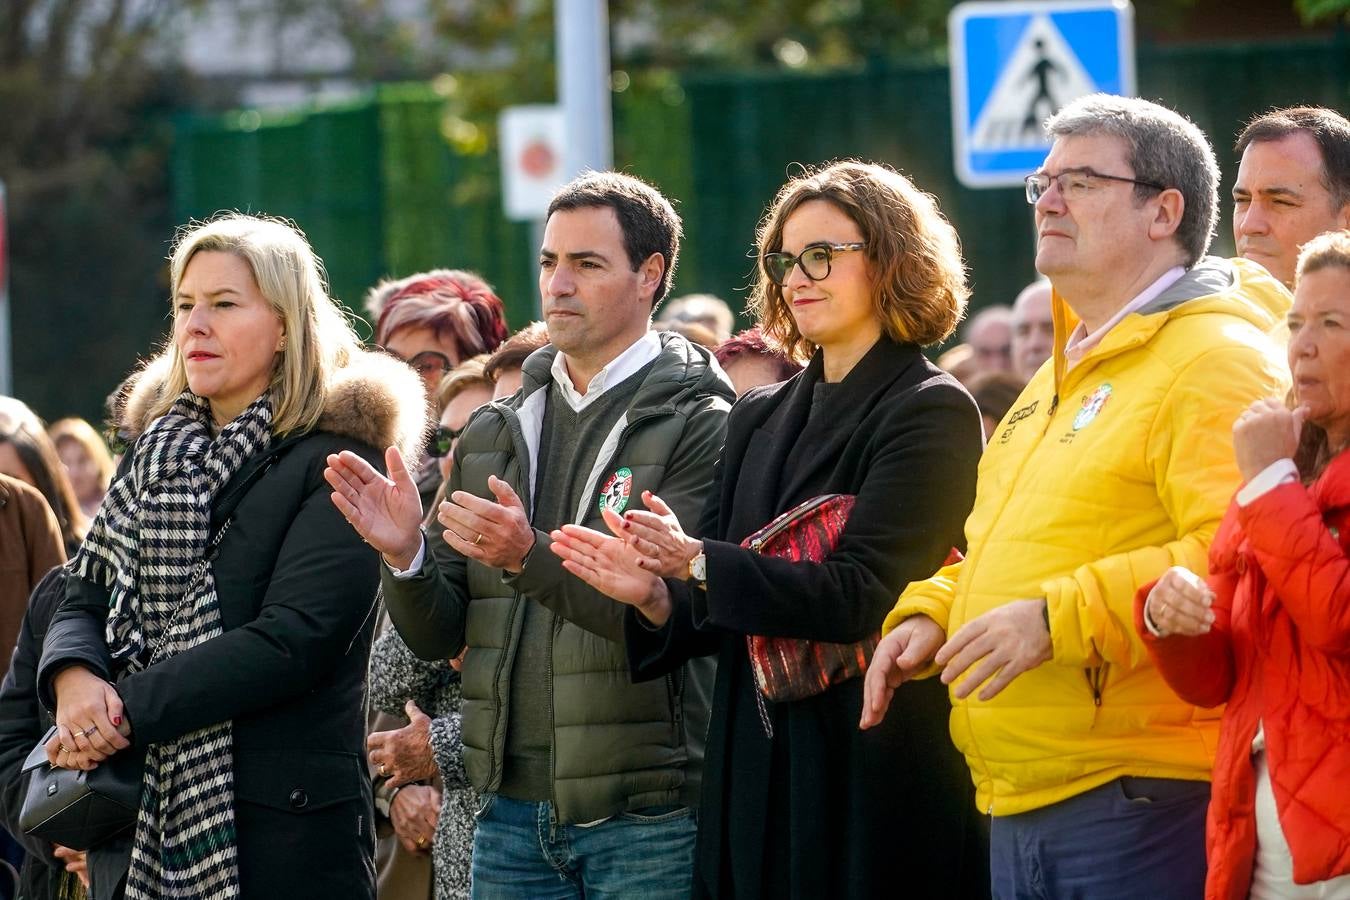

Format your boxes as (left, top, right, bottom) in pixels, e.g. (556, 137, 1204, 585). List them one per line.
(2, 0, 1346, 422)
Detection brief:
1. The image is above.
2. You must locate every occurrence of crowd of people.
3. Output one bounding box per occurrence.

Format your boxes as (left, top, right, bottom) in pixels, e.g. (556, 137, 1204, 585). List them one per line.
(0, 93, 1347, 900)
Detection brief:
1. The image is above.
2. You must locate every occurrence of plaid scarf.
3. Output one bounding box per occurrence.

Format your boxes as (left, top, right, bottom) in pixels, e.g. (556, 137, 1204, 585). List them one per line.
(73, 390, 273, 899)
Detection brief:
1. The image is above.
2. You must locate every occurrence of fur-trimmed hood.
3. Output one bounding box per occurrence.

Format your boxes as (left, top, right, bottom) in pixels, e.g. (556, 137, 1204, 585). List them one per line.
(120, 348, 427, 460)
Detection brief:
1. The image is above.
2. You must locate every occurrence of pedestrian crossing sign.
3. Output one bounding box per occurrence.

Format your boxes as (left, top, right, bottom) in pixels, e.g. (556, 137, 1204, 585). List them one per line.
(950, 0, 1135, 188)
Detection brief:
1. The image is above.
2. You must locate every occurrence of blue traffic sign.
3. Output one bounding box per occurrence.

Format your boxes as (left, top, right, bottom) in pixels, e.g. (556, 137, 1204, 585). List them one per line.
(950, 0, 1135, 188)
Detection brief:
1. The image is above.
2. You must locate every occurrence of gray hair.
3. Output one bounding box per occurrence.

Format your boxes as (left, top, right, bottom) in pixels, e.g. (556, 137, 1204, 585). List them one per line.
(1047, 94, 1218, 266)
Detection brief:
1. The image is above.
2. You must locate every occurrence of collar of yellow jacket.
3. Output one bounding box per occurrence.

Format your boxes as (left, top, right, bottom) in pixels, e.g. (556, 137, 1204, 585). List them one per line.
(1050, 255, 1291, 394)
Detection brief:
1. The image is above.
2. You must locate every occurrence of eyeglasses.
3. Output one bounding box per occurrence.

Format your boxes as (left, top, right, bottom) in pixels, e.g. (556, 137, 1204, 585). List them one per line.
(428, 424, 466, 458)
(1024, 168, 1167, 205)
(378, 348, 453, 380)
(762, 242, 866, 286)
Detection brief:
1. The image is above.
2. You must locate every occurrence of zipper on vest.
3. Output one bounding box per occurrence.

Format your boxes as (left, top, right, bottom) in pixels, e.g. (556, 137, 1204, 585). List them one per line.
(547, 612, 559, 836)
(491, 596, 526, 790)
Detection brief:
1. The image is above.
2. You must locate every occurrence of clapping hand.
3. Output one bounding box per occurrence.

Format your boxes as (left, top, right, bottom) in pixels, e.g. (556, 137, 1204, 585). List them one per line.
(325, 447, 424, 570)
(606, 492, 701, 578)
(437, 476, 536, 573)
(548, 524, 674, 626)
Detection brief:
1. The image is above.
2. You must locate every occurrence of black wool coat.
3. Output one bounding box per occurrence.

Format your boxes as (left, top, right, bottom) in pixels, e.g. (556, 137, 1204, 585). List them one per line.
(36, 430, 386, 899)
(0, 566, 73, 900)
(626, 337, 992, 900)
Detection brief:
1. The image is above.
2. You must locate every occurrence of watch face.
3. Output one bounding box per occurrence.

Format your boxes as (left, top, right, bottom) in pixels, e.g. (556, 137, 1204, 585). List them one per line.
(690, 554, 706, 581)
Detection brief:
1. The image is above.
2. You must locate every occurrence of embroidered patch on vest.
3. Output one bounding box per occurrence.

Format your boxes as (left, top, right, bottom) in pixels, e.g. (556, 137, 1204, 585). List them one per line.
(1072, 383, 1113, 431)
(599, 467, 634, 515)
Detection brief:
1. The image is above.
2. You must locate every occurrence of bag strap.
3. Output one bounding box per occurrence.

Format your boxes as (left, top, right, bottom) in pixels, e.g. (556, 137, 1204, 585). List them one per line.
(141, 446, 290, 666)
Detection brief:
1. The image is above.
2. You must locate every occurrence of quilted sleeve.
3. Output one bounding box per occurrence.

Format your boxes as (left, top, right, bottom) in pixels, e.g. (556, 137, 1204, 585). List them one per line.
(1240, 478, 1350, 654)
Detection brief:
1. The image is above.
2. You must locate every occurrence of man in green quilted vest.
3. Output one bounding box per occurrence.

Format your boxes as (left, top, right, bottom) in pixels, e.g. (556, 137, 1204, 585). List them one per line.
(327, 171, 733, 898)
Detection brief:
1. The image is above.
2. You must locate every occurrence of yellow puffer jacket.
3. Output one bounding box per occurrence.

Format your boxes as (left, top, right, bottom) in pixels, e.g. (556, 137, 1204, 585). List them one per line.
(885, 257, 1291, 816)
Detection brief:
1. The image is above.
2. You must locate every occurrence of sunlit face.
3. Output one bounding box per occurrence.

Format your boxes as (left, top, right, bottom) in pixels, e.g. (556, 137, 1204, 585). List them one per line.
(0, 442, 35, 487)
(1033, 134, 1161, 285)
(384, 325, 461, 406)
(1234, 133, 1350, 288)
(174, 251, 285, 425)
(438, 384, 492, 481)
(1288, 265, 1350, 449)
(540, 206, 660, 375)
(56, 438, 102, 504)
(778, 200, 879, 352)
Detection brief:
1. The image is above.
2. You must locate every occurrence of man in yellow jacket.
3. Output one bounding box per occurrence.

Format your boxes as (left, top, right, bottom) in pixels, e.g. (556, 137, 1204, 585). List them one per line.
(863, 94, 1291, 899)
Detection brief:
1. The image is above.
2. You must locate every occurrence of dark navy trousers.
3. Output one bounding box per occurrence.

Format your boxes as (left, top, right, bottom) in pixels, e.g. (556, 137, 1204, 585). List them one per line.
(989, 776, 1210, 900)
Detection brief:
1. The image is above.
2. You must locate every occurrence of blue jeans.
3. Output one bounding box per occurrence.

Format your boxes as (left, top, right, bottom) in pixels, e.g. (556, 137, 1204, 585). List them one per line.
(469, 794, 696, 899)
(989, 776, 1209, 900)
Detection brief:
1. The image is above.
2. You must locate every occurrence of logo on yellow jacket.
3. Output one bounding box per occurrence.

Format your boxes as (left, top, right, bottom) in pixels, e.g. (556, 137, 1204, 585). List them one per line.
(1072, 383, 1113, 431)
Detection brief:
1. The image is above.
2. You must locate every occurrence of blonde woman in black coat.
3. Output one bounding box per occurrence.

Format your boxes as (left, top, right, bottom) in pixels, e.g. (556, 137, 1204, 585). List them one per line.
(35, 214, 425, 899)
(551, 161, 989, 898)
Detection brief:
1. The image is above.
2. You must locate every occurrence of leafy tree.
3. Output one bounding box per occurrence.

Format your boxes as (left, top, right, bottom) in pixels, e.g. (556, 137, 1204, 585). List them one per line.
(0, 1, 211, 422)
(1296, 0, 1350, 22)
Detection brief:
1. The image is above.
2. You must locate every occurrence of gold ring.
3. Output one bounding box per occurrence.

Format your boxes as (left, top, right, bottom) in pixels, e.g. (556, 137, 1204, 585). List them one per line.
(474, 532, 484, 545)
(378, 763, 387, 777)
(416, 836, 427, 847)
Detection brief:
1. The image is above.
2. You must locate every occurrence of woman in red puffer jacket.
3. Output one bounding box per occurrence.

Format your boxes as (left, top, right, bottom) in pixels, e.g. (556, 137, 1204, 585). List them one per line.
(1137, 230, 1350, 900)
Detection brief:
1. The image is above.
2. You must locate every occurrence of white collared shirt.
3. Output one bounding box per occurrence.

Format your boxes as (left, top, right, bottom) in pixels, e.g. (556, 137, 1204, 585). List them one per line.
(549, 331, 662, 413)
(1064, 266, 1187, 369)
(389, 330, 663, 578)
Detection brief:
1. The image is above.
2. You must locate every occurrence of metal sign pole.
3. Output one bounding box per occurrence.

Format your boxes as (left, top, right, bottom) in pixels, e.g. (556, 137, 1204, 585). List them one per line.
(555, 0, 614, 178)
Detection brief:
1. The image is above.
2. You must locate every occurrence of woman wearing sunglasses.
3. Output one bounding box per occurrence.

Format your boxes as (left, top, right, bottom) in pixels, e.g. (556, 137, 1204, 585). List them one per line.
(549, 161, 988, 898)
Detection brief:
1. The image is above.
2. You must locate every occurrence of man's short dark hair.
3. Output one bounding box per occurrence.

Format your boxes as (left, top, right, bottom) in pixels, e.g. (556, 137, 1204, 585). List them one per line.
(1236, 106, 1350, 211)
(546, 171, 682, 307)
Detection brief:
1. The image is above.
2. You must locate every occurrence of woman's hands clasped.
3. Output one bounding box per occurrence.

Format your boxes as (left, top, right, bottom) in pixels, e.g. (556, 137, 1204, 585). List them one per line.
(608, 491, 703, 578)
(548, 492, 696, 627)
(46, 665, 131, 770)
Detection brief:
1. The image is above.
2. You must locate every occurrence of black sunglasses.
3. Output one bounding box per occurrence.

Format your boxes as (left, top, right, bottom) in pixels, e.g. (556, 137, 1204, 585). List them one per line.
(428, 424, 467, 457)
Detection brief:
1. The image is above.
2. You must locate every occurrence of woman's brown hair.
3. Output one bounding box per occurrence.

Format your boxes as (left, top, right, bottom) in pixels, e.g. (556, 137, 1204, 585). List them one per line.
(1291, 229, 1350, 480)
(749, 160, 969, 362)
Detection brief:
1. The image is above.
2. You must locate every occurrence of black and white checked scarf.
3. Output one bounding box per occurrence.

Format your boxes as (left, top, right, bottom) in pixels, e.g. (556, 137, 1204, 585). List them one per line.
(72, 390, 273, 900)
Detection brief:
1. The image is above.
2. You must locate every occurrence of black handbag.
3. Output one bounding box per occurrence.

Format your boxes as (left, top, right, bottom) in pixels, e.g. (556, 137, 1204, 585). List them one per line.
(18, 725, 144, 850)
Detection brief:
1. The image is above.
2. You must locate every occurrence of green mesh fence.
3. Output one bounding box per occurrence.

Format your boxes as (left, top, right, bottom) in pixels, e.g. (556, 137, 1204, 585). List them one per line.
(172, 36, 1350, 337)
